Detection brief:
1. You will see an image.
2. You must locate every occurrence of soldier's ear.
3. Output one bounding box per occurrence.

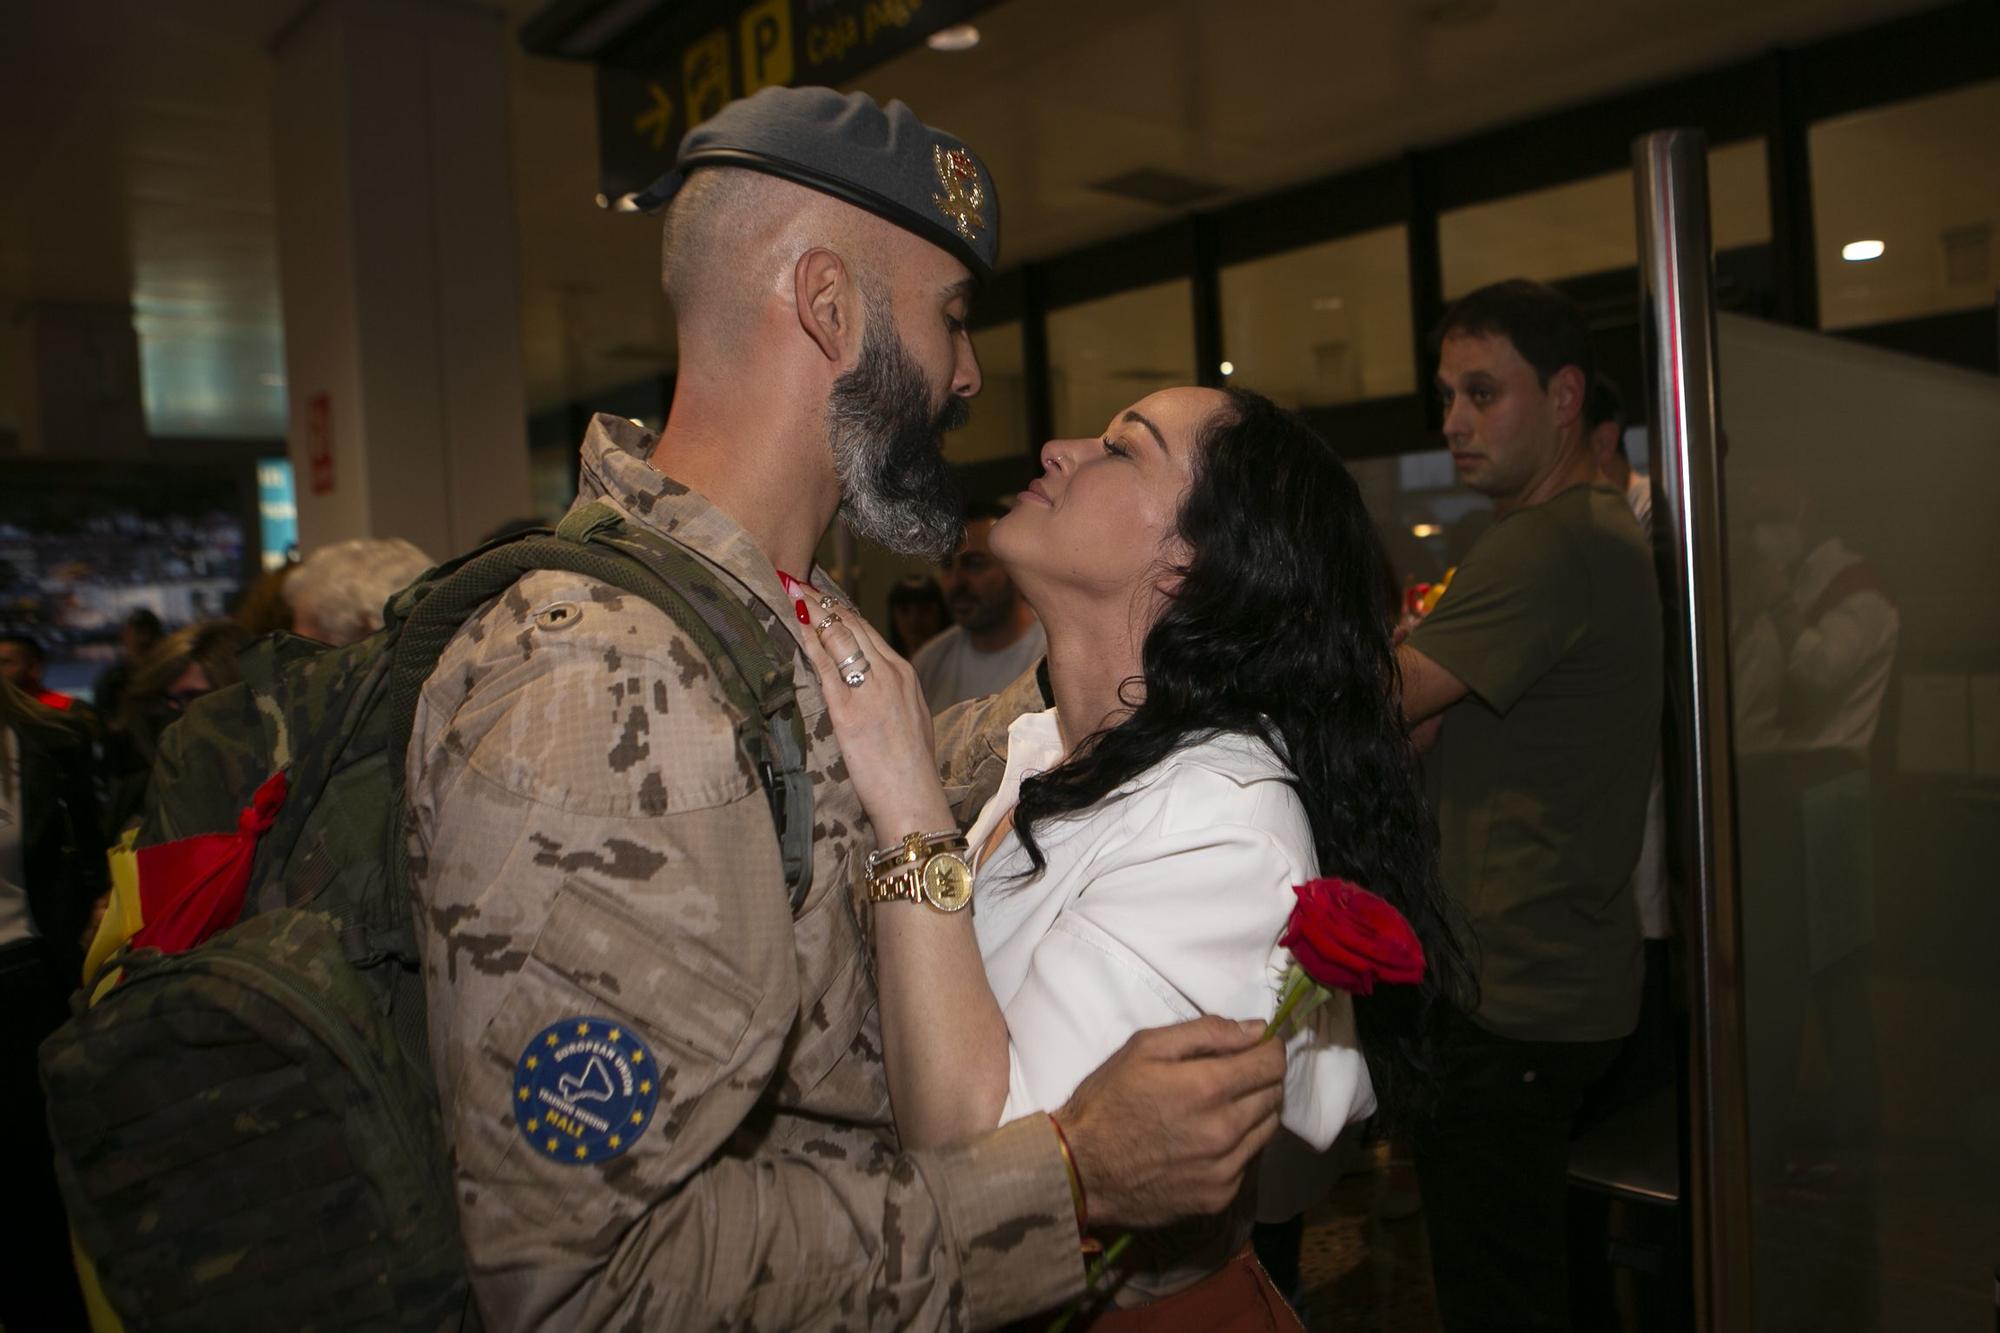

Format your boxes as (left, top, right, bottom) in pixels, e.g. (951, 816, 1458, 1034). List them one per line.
(794, 247, 852, 364)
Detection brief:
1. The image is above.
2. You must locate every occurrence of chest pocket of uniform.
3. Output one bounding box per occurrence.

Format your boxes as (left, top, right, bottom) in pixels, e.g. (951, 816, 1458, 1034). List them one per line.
(450, 876, 762, 1234)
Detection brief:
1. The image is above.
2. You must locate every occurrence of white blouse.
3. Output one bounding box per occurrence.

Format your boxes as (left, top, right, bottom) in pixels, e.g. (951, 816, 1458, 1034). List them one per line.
(968, 710, 1375, 1248)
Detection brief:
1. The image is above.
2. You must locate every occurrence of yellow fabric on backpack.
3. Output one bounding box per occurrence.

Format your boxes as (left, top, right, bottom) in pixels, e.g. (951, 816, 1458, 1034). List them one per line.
(70, 835, 141, 1332)
(82, 830, 143, 1001)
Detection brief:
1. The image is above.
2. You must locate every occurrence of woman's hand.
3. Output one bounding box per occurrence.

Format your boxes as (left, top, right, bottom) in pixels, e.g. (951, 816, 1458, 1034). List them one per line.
(799, 600, 1009, 1146)
(795, 600, 956, 845)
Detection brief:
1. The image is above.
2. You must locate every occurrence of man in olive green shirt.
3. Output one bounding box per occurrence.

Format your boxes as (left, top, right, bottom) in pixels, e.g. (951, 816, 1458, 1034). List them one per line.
(1396, 280, 1663, 1332)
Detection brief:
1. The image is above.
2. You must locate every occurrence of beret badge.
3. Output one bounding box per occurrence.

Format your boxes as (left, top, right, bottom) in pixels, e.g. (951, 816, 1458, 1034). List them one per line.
(931, 144, 987, 242)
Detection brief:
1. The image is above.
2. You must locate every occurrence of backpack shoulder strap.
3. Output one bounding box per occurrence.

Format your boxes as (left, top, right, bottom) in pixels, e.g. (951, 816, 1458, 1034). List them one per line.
(383, 501, 814, 911)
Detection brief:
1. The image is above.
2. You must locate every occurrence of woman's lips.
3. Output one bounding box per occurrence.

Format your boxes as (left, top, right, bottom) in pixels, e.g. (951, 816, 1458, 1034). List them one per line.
(1020, 479, 1053, 506)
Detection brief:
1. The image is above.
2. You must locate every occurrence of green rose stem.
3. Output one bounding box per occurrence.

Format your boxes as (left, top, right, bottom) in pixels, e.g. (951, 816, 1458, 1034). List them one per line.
(1046, 968, 1327, 1331)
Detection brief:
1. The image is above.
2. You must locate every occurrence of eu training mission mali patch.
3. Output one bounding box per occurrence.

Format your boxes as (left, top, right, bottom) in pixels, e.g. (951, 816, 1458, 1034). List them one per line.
(513, 1017, 660, 1164)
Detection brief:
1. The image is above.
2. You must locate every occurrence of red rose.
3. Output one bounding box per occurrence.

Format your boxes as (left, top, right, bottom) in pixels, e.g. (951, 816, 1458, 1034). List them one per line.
(1279, 877, 1425, 996)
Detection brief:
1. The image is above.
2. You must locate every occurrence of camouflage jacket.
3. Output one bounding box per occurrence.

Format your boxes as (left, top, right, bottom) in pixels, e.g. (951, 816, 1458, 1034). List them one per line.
(405, 415, 1082, 1331)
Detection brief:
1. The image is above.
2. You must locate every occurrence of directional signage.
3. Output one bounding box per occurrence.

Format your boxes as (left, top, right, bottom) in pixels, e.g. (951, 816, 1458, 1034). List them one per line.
(583, 0, 999, 202)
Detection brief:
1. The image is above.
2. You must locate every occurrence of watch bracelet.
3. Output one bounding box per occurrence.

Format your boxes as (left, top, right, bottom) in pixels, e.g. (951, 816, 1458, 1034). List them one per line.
(864, 829, 967, 875)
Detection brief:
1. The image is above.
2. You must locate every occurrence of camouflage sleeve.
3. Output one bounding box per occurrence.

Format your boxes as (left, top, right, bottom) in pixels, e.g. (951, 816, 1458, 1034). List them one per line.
(409, 584, 1081, 1331)
(932, 662, 1049, 829)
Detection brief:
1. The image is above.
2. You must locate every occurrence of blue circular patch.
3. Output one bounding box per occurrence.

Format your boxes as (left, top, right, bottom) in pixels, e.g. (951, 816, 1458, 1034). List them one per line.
(513, 1017, 660, 1166)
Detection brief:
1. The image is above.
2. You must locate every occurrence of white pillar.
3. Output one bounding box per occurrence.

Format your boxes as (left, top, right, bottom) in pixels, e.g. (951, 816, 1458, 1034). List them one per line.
(273, 0, 530, 558)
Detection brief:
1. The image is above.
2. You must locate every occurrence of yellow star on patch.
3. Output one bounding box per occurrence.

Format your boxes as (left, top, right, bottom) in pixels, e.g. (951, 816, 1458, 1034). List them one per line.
(518, 1088, 530, 1101)
(609, 1029, 622, 1042)
(631, 1112, 643, 1125)
(631, 1050, 645, 1064)
(575, 1145, 588, 1159)
(528, 1120, 539, 1132)
(525, 1055, 538, 1069)
(639, 1080, 652, 1094)
(545, 1034, 558, 1047)
(609, 1135, 622, 1149)
(575, 1022, 589, 1035)
(545, 1137, 558, 1152)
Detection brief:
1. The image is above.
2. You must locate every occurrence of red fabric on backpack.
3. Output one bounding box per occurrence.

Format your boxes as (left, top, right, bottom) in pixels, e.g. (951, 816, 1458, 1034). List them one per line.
(129, 770, 288, 956)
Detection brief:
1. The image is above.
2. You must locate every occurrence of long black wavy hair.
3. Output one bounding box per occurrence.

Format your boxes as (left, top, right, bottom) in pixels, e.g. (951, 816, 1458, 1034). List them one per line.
(1012, 387, 1474, 1124)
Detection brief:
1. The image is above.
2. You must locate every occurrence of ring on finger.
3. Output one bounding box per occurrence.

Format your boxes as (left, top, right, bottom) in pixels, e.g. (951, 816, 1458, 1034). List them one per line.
(815, 612, 841, 631)
(835, 649, 867, 672)
(842, 666, 869, 688)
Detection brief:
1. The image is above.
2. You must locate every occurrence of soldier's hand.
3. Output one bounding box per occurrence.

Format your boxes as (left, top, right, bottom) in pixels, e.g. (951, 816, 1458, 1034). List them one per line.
(1058, 1016, 1285, 1229)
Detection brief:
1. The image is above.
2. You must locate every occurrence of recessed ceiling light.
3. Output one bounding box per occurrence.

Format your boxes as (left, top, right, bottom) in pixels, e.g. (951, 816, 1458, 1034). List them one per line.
(926, 24, 979, 52)
(1842, 239, 1885, 262)
(1219, 361, 1235, 377)
(1412, 523, 1443, 539)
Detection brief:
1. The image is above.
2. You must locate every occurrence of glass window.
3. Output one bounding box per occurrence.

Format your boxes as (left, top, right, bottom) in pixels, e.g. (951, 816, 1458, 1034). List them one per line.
(945, 321, 1028, 465)
(1717, 310, 2000, 1330)
(1810, 79, 2000, 332)
(1440, 140, 1771, 298)
(1219, 227, 1415, 408)
(1046, 280, 1196, 438)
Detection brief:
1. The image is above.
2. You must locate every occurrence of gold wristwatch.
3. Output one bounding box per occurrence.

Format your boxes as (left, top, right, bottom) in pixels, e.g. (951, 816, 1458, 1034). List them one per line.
(863, 830, 975, 912)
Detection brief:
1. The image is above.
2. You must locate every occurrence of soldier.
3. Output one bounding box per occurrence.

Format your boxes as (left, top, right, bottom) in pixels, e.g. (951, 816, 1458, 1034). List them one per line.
(405, 88, 1287, 1330)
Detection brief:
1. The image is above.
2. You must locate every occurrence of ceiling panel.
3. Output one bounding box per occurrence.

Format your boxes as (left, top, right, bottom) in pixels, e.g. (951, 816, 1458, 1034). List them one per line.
(0, 0, 1959, 442)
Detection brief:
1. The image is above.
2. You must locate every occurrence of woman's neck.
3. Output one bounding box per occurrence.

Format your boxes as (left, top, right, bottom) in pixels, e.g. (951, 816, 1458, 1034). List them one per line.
(1038, 596, 1149, 757)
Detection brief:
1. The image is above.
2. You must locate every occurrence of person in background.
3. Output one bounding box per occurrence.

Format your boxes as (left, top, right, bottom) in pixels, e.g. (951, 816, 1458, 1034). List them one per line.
(885, 572, 949, 657)
(1579, 371, 1674, 1122)
(912, 501, 1047, 710)
(0, 632, 79, 713)
(1587, 371, 1650, 533)
(1, 677, 106, 1331)
(285, 538, 434, 646)
(102, 621, 255, 834)
(1730, 468, 1897, 1190)
(91, 608, 165, 726)
(1397, 279, 1663, 1331)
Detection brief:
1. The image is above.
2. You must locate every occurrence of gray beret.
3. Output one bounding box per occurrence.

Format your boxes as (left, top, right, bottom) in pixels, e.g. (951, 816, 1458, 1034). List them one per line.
(635, 86, 999, 281)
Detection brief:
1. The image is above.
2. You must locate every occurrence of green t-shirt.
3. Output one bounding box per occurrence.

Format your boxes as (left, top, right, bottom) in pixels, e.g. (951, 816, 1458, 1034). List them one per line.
(1409, 483, 1663, 1042)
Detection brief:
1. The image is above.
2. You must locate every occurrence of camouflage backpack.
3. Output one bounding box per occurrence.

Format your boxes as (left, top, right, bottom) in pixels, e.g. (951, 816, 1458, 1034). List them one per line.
(39, 502, 813, 1331)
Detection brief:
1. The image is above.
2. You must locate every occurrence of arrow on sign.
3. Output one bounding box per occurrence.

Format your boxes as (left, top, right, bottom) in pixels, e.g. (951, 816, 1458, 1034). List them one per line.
(634, 82, 673, 149)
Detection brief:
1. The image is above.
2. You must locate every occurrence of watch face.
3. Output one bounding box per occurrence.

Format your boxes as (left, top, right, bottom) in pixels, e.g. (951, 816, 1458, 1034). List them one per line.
(922, 853, 974, 912)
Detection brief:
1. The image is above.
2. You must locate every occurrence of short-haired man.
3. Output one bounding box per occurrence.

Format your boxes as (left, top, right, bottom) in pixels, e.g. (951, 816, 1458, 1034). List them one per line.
(1396, 279, 1663, 1330)
(913, 500, 1047, 710)
(406, 88, 1285, 1330)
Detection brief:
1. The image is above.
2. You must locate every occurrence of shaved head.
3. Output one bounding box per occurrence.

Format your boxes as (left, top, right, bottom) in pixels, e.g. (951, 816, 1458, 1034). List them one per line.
(660, 167, 882, 348)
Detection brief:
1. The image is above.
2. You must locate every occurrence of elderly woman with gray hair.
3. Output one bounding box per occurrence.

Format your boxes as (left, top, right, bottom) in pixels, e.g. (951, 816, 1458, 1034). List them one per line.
(284, 538, 433, 647)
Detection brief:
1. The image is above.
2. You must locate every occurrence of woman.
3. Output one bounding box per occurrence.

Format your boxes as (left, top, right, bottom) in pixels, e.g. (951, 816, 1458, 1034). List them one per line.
(801, 386, 1471, 1324)
(101, 620, 254, 835)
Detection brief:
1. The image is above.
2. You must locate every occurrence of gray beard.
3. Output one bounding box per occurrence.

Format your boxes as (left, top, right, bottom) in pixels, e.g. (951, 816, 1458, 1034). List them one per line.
(826, 310, 967, 561)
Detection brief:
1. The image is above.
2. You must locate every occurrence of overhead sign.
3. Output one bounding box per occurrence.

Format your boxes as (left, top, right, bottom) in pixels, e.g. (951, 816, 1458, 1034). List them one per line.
(592, 0, 997, 202)
(305, 393, 335, 497)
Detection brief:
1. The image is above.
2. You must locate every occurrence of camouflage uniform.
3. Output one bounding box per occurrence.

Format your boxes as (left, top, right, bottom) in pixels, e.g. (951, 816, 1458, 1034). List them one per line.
(405, 414, 1083, 1330)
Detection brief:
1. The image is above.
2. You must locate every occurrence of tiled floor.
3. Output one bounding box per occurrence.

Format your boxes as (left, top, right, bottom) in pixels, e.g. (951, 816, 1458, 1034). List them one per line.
(1296, 1139, 1442, 1332)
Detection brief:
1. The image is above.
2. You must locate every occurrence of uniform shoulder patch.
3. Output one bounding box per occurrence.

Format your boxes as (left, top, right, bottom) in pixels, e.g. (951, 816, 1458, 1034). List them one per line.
(513, 1017, 661, 1165)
